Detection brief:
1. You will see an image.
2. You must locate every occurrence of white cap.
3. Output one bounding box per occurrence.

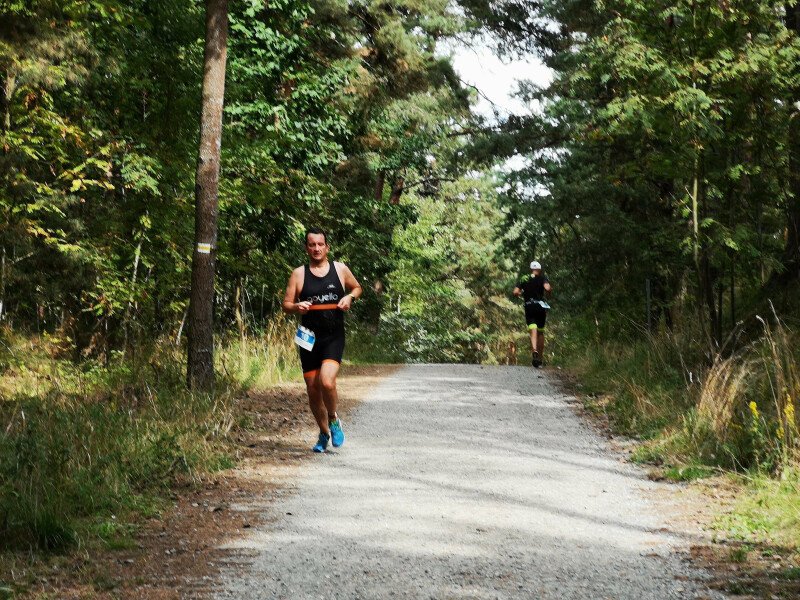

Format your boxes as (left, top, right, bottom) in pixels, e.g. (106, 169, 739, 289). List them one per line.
(530, 261, 542, 270)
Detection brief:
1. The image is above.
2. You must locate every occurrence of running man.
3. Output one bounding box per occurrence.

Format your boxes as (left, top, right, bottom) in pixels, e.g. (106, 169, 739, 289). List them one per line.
(513, 261, 552, 368)
(282, 228, 362, 452)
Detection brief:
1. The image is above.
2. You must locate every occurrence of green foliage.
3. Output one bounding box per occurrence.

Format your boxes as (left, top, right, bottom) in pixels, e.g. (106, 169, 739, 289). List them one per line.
(374, 177, 519, 363)
(0, 341, 231, 550)
(497, 0, 800, 349)
(557, 305, 800, 474)
(715, 468, 800, 550)
(0, 324, 303, 551)
(0, 0, 482, 359)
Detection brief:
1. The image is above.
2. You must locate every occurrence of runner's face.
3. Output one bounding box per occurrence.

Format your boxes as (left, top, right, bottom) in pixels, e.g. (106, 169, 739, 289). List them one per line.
(305, 233, 329, 263)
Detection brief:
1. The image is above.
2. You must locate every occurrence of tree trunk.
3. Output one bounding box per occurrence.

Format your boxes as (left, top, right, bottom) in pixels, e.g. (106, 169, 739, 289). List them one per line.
(187, 0, 229, 391)
(374, 169, 385, 201)
(784, 112, 800, 281)
(781, 4, 800, 283)
(730, 258, 735, 329)
(123, 238, 143, 353)
(690, 156, 713, 349)
(0, 246, 5, 321)
(701, 249, 719, 347)
(389, 177, 404, 204)
(2, 71, 14, 133)
(783, 203, 800, 281)
(234, 278, 246, 344)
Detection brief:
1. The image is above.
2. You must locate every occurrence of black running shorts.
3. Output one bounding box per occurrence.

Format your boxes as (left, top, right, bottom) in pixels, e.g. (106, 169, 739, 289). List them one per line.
(299, 330, 345, 374)
(524, 304, 547, 331)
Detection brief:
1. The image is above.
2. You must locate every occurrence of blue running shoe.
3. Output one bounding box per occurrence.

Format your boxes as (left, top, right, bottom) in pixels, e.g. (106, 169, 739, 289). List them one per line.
(330, 418, 345, 448)
(312, 432, 330, 453)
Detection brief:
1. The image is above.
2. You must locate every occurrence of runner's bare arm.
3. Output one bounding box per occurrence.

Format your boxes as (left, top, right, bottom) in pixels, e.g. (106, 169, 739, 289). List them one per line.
(544, 281, 553, 297)
(337, 264, 362, 311)
(513, 286, 522, 297)
(282, 267, 311, 314)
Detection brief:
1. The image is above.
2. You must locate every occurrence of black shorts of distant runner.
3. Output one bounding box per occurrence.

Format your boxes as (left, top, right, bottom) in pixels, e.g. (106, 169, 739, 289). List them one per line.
(524, 303, 547, 331)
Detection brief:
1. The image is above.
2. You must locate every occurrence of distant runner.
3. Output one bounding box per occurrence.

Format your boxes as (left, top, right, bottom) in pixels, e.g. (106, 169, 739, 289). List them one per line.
(513, 261, 552, 368)
(283, 228, 363, 452)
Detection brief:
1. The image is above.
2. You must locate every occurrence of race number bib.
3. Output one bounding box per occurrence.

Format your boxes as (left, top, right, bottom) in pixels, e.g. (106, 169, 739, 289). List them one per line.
(294, 326, 316, 351)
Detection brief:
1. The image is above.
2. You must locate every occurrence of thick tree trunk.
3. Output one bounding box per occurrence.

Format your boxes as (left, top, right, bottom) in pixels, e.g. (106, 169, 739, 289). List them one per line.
(187, 0, 229, 391)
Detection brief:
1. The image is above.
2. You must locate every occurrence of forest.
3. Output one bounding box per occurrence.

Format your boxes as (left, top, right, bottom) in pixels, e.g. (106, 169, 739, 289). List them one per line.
(2, 0, 800, 592)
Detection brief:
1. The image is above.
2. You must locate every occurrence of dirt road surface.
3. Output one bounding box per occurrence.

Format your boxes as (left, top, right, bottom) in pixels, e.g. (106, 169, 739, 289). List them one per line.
(213, 364, 725, 599)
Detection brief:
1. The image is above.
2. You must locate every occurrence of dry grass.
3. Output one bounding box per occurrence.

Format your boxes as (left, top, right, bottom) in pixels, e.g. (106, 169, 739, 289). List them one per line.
(758, 309, 800, 463)
(218, 314, 301, 388)
(696, 355, 752, 443)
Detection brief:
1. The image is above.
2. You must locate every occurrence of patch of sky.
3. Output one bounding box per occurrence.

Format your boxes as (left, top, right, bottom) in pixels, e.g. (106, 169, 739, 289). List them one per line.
(441, 35, 554, 174)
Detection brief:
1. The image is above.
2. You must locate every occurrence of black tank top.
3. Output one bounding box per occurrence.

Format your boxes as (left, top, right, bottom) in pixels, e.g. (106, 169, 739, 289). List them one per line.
(299, 262, 345, 334)
(517, 274, 549, 304)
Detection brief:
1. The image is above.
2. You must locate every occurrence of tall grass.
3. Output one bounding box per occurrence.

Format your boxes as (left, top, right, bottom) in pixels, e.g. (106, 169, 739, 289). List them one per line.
(218, 314, 301, 387)
(0, 320, 301, 552)
(555, 312, 800, 474)
(695, 355, 752, 443)
(757, 311, 800, 466)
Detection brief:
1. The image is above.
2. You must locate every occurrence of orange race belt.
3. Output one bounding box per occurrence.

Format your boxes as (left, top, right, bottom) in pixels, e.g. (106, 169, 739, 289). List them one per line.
(307, 303, 341, 311)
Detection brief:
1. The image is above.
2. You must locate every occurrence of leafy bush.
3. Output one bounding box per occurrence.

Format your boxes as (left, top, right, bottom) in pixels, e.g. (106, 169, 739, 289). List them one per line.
(374, 312, 493, 364)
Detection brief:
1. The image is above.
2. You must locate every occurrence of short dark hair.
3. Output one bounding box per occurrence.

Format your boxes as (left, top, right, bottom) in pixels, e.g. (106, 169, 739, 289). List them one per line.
(305, 227, 328, 245)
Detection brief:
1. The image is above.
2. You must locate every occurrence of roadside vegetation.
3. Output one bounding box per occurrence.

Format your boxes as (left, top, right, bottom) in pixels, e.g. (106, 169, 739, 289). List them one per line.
(0, 323, 298, 554)
(551, 309, 800, 559)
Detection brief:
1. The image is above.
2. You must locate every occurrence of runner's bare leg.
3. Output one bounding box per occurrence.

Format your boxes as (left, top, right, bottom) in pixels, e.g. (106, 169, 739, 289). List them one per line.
(319, 360, 340, 421)
(304, 371, 330, 434)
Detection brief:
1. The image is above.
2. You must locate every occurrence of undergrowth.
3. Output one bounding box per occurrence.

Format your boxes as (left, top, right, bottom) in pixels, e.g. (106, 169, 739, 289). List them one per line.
(553, 310, 800, 552)
(554, 312, 799, 472)
(715, 468, 800, 551)
(0, 320, 299, 554)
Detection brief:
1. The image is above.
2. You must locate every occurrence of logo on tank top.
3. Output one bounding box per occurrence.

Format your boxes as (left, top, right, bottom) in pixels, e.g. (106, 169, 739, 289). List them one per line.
(327, 283, 336, 289)
(311, 292, 339, 303)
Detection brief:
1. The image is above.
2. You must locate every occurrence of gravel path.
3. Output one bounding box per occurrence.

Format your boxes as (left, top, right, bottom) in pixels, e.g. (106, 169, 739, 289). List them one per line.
(214, 364, 725, 599)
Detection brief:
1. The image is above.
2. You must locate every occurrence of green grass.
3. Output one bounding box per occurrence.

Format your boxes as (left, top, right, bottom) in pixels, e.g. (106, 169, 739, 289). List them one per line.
(716, 469, 800, 550)
(554, 325, 696, 440)
(0, 324, 300, 554)
(729, 545, 751, 562)
(219, 315, 302, 387)
(779, 566, 800, 580)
